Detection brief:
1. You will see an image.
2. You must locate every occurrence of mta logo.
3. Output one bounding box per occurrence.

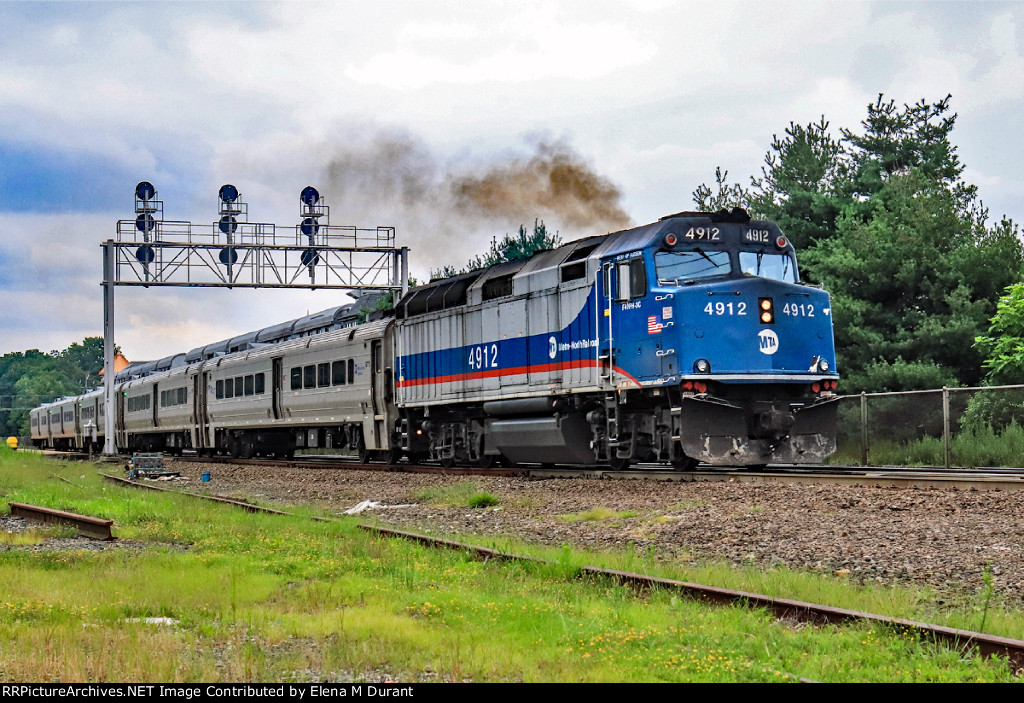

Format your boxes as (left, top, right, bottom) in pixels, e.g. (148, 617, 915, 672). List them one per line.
(757, 329, 779, 355)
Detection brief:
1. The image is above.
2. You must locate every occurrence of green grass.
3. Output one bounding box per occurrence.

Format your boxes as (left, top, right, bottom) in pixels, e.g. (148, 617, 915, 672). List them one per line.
(0, 447, 1021, 682)
(557, 507, 639, 523)
(413, 481, 499, 509)
(830, 422, 1024, 467)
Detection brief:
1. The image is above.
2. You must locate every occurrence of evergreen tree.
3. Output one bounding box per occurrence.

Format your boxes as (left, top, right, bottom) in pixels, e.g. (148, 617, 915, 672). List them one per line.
(431, 220, 561, 279)
(694, 94, 1024, 391)
(749, 118, 847, 254)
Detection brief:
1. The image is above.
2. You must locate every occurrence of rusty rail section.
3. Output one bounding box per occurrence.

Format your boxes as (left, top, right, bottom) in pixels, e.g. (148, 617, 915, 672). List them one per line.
(8, 501, 114, 540)
(99, 474, 333, 521)
(361, 525, 1024, 672)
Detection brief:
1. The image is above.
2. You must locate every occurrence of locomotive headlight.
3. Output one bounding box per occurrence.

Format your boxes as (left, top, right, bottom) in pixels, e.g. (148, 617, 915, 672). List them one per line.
(758, 297, 775, 324)
(819, 359, 830, 372)
(694, 358, 710, 373)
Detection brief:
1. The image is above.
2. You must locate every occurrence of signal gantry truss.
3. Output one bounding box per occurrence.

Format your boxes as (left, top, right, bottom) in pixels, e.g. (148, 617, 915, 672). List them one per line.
(111, 183, 408, 290)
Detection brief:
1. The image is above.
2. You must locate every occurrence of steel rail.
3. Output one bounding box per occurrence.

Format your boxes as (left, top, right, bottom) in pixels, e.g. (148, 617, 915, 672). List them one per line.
(8, 502, 114, 540)
(99, 473, 334, 521)
(361, 525, 1024, 672)
(178, 455, 525, 477)
(173, 454, 1024, 490)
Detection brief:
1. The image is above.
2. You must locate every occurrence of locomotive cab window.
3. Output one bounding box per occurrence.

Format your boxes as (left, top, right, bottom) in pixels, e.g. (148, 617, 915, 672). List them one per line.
(615, 258, 647, 300)
(655, 249, 730, 284)
(739, 251, 797, 283)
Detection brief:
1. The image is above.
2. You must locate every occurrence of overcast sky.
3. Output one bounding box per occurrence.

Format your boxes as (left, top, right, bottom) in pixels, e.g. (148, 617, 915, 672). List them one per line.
(2, 0, 1023, 362)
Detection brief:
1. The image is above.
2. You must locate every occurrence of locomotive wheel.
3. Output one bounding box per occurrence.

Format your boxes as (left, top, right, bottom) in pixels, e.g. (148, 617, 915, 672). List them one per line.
(379, 447, 401, 465)
(475, 454, 497, 469)
(439, 455, 456, 468)
(357, 443, 369, 464)
(608, 455, 630, 471)
(671, 455, 697, 471)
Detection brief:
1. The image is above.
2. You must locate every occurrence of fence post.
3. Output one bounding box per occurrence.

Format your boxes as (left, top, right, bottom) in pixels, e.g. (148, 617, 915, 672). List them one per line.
(860, 391, 868, 466)
(942, 386, 951, 469)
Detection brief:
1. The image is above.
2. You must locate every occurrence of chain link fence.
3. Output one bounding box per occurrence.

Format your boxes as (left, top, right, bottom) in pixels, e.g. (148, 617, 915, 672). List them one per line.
(830, 384, 1024, 468)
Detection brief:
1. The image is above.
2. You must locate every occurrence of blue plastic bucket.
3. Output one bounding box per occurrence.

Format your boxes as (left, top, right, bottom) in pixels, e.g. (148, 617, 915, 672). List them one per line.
(201, 471, 211, 482)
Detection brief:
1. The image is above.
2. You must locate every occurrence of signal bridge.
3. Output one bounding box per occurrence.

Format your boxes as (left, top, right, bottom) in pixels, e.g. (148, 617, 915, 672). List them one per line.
(102, 182, 410, 455)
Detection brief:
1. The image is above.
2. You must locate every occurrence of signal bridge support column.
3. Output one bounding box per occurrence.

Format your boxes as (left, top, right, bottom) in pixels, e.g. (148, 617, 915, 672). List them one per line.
(102, 240, 116, 456)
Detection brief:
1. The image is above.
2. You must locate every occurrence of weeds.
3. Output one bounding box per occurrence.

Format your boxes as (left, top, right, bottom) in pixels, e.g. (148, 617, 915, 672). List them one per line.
(414, 481, 499, 509)
(830, 421, 1024, 467)
(978, 565, 995, 633)
(557, 507, 638, 523)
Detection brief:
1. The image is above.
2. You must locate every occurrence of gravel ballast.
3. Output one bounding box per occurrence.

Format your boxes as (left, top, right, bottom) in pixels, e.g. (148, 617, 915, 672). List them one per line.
(159, 461, 1024, 602)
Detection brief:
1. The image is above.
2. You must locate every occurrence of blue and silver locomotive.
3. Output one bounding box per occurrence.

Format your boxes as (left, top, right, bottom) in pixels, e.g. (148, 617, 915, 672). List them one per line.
(394, 208, 839, 468)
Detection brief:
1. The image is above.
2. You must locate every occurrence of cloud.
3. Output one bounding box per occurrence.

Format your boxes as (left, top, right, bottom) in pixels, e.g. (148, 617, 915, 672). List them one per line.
(4, 0, 1024, 362)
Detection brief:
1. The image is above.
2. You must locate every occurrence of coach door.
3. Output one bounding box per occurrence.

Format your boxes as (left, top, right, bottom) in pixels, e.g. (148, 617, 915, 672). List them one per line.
(272, 358, 283, 420)
(193, 372, 210, 451)
(116, 389, 126, 448)
(152, 384, 160, 428)
(370, 340, 386, 450)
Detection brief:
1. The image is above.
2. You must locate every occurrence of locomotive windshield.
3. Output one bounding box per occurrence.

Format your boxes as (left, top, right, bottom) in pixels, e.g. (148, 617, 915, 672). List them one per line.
(655, 249, 730, 283)
(739, 251, 797, 283)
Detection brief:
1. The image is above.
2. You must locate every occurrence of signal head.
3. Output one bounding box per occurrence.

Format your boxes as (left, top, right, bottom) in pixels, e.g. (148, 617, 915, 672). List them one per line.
(135, 181, 155, 201)
(219, 184, 239, 203)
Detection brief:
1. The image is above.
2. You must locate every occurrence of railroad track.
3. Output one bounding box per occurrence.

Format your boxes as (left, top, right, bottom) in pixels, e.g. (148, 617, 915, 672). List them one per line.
(30, 448, 1024, 490)
(93, 472, 1024, 673)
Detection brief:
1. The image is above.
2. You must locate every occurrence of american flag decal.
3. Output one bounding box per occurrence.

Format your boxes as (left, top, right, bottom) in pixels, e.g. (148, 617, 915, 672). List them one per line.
(647, 315, 662, 334)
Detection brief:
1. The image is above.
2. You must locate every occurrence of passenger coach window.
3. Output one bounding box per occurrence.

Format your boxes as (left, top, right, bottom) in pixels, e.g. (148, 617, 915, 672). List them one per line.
(332, 360, 345, 385)
(255, 373, 265, 394)
(235, 377, 243, 397)
(244, 375, 254, 396)
(348, 359, 355, 382)
(655, 249, 730, 284)
(225, 380, 234, 399)
(290, 368, 302, 391)
(318, 363, 330, 387)
(303, 365, 316, 389)
(739, 252, 797, 283)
